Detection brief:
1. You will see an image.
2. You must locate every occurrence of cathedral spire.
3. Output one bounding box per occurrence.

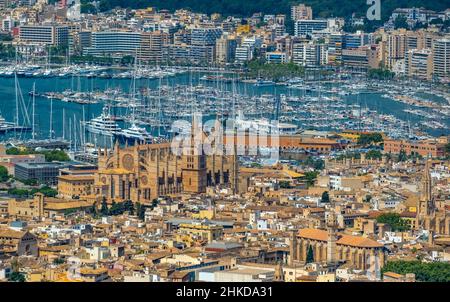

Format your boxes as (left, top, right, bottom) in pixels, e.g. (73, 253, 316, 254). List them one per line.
(422, 160, 432, 202)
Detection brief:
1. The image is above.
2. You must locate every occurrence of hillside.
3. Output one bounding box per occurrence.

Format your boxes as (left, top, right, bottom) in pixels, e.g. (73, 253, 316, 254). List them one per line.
(89, 0, 449, 20)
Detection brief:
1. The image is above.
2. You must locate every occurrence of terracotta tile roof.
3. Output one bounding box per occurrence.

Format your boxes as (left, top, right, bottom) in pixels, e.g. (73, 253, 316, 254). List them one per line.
(383, 271, 403, 279)
(44, 200, 92, 210)
(399, 211, 416, 218)
(298, 228, 383, 248)
(0, 228, 26, 239)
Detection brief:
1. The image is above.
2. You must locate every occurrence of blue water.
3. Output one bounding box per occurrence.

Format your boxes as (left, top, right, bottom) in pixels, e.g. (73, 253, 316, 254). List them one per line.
(0, 73, 448, 144)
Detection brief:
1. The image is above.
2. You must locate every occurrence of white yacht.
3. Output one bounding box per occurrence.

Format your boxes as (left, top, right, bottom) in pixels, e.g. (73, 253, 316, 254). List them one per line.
(234, 111, 298, 135)
(84, 106, 122, 136)
(0, 114, 16, 133)
(118, 122, 153, 144)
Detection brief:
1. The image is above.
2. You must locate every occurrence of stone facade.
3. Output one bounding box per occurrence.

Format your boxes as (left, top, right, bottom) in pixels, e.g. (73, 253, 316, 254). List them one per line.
(93, 140, 237, 205)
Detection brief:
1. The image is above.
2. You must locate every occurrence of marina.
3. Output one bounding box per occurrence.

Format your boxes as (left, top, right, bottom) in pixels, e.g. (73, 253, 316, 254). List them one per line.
(0, 70, 448, 155)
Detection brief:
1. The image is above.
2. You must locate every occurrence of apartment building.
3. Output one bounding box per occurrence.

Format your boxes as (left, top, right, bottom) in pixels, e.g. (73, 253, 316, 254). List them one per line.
(433, 38, 450, 81)
(292, 42, 327, 67)
(405, 48, 433, 80)
(215, 34, 237, 65)
(294, 19, 328, 37)
(84, 31, 142, 57)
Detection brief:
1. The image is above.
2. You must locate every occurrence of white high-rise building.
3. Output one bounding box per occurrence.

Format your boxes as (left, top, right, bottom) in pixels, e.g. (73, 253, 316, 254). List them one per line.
(292, 42, 327, 67)
(433, 38, 450, 81)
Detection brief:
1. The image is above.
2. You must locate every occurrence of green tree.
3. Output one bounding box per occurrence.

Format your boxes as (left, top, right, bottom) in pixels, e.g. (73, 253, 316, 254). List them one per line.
(445, 143, 450, 158)
(31, 186, 58, 197)
(304, 156, 325, 170)
(366, 150, 382, 160)
(321, 191, 330, 203)
(137, 202, 146, 220)
(0, 165, 9, 182)
(357, 133, 383, 146)
(136, 202, 141, 217)
(6, 147, 22, 155)
(9, 272, 26, 282)
(381, 260, 450, 282)
(306, 245, 314, 264)
(279, 180, 292, 189)
(303, 171, 319, 187)
(127, 200, 135, 215)
(91, 201, 98, 218)
(398, 150, 408, 162)
(394, 15, 409, 29)
(364, 194, 372, 203)
(109, 201, 117, 215)
(53, 258, 65, 265)
(367, 68, 395, 80)
(376, 213, 409, 232)
(100, 197, 109, 216)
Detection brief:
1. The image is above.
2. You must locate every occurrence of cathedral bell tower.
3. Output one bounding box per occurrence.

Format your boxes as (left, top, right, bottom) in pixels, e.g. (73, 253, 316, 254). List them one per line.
(326, 210, 338, 266)
(182, 114, 207, 193)
(417, 160, 435, 230)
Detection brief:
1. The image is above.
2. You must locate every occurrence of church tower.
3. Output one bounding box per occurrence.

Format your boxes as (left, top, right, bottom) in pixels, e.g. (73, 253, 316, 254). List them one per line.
(417, 160, 435, 229)
(274, 262, 284, 282)
(326, 210, 338, 266)
(231, 126, 239, 194)
(182, 114, 207, 193)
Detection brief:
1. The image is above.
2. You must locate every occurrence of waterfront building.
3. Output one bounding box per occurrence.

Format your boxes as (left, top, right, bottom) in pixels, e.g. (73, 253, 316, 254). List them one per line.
(138, 30, 169, 63)
(167, 43, 214, 64)
(84, 31, 142, 57)
(265, 51, 287, 64)
(191, 27, 223, 46)
(386, 29, 407, 69)
(433, 38, 450, 81)
(68, 30, 92, 56)
(291, 4, 313, 21)
(235, 45, 253, 63)
(383, 137, 447, 158)
(215, 33, 237, 65)
(342, 45, 380, 71)
(405, 30, 438, 52)
(328, 33, 345, 65)
(18, 24, 69, 46)
(234, 36, 262, 63)
(292, 41, 327, 67)
(405, 48, 433, 80)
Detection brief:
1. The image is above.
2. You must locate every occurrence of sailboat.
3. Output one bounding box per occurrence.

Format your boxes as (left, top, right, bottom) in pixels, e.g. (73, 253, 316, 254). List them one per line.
(117, 58, 153, 145)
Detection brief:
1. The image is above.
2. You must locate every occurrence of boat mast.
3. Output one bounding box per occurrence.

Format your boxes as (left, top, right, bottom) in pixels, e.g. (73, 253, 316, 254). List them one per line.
(62, 108, 65, 140)
(15, 73, 19, 128)
(49, 97, 53, 139)
(32, 82, 36, 140)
